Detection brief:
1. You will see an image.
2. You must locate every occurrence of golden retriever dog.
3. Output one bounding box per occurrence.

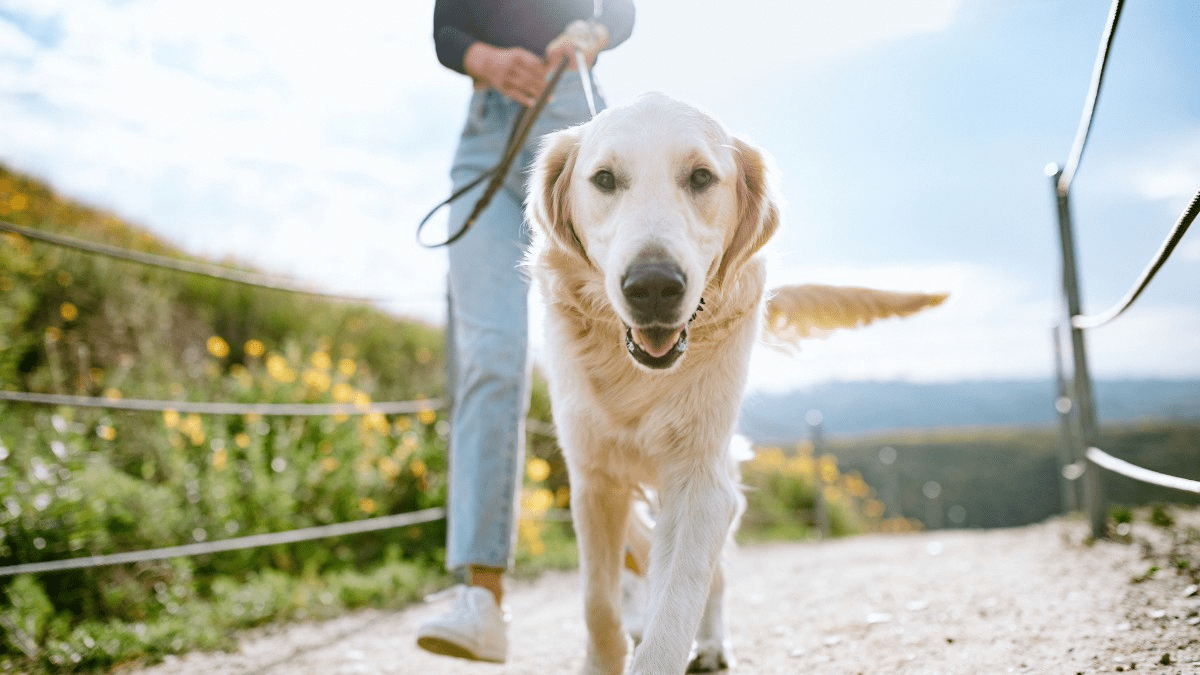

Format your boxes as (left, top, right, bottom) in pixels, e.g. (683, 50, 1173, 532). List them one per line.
(525, 92, 945, 675)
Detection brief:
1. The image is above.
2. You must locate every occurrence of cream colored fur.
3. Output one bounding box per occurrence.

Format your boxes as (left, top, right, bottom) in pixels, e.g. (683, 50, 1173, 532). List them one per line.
(526, 92, 944, 675)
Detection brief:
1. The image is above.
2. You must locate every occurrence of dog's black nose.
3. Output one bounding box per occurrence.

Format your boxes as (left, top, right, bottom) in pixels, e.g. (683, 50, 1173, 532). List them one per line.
(622, 254, 686, 325)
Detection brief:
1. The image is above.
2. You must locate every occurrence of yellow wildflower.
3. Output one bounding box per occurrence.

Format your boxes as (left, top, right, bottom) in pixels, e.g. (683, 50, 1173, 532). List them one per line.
(409, 458, 427, 478)
(206, 336, 230, 359)
(266, 353, 295, 383)
(352, 390, 371, 411)
(526, 457, 551, 483)
(378, 456, 400, 482)
(331, 382, 353, 403)
(244, 339, 265, 357)
(310, 351, 332, 370)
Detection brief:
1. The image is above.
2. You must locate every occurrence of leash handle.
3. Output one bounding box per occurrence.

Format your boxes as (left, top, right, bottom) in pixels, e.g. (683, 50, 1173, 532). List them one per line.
(417, 57, 571, 248)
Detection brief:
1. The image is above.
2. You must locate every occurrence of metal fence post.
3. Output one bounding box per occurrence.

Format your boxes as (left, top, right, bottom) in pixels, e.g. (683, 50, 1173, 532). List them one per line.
(1047, 165, 1106, 538)
(808, 409, 832, 538)
(1051, 325, 1081, 514)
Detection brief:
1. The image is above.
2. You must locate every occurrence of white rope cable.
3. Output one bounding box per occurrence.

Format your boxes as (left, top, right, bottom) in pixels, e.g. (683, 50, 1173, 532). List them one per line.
(1072, 185, 1200, 329)
(0, 219, 391, 304)
(1057, 0, 1124, 198)
(1086, 447, 1200, 494)
(0, 507, 446, 577)
(0, 390, 443, 417)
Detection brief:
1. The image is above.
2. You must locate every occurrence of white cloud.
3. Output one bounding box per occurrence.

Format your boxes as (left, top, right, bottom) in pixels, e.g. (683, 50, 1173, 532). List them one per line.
(1085, 305, 1200, 379)
(599, 0, 962, 106)
(1136, 167, 1200, 202)
(0, 0, 462, 324)
(747, 262, 1056, 392)
(1181, 237, 1200, 263)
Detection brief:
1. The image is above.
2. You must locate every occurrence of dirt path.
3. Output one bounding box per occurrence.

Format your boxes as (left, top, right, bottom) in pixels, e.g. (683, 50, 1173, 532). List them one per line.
(124, 517, 1200, 675)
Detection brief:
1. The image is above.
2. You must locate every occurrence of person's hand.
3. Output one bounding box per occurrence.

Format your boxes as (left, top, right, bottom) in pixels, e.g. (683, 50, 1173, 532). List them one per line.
(463, 43, 549, 107)
(545, 20, 609, 71)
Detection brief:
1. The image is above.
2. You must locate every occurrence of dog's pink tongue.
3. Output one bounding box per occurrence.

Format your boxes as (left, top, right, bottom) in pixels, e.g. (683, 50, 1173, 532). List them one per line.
(633, 326, 684, 358)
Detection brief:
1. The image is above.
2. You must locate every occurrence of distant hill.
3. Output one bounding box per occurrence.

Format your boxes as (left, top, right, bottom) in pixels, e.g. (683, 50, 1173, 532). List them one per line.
(738, 379, 1200, 442)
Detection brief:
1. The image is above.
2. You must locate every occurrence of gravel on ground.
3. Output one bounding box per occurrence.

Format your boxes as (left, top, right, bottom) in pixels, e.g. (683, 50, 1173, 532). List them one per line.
(120, 511, 1200, 675)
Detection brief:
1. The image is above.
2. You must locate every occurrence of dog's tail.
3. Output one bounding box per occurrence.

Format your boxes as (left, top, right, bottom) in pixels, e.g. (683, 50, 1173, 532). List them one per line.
(763, 284, 948, 344)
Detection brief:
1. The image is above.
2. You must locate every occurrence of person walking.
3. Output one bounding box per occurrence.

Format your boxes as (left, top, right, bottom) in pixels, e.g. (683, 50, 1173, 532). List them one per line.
(418, 0, 635, 663)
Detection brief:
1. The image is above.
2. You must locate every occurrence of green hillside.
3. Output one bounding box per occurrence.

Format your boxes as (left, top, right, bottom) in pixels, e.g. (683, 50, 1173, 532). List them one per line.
(0, 163, 565, 672)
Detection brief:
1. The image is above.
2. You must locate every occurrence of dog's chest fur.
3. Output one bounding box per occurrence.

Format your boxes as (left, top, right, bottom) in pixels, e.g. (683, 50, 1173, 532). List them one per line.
(537, 253, 767, 471)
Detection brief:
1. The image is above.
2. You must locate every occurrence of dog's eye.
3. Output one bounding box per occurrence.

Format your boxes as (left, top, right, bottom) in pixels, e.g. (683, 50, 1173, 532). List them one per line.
(591, 169, 616, 193)
(689, 168, 714, 191)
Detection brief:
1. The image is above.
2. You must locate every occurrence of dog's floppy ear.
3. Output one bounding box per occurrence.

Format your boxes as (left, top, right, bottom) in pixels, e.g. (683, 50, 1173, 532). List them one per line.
(716, 136, 780, 286)
(527, 126, 588, 260)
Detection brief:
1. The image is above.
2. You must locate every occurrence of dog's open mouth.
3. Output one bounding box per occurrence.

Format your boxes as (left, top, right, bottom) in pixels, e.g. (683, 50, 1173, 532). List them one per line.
(622, 299, 704, 370)
(625, 324, 688, 370)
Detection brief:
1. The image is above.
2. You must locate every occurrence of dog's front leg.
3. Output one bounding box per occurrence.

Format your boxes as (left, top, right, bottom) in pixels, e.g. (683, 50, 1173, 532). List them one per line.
(687, 547, 732, 672)
(572, 473, 633, 675)
(631, 464, 738, 675)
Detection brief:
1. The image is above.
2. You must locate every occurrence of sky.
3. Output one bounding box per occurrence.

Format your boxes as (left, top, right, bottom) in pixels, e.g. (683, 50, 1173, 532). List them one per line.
(0, 0, 1197, 393)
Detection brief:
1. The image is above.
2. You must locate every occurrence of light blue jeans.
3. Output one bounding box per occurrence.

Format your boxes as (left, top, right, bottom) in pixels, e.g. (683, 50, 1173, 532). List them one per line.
(444, 70, 604, 572)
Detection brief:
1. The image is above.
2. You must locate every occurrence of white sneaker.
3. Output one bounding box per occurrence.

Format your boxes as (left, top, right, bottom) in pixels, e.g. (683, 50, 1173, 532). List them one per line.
(416, 585, 509, 663)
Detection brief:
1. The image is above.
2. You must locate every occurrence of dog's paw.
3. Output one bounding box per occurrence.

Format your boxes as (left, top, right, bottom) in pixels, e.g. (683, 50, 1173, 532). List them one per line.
(686, 640, 733, 672)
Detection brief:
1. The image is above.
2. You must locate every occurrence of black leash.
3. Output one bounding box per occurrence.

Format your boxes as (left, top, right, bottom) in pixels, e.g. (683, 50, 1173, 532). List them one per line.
(417, 57, 571, 248)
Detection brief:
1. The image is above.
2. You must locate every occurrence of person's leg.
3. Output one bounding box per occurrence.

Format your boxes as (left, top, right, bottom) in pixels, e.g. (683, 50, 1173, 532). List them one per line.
(443, 173, 531, 588)
(418, 89, 527, 663)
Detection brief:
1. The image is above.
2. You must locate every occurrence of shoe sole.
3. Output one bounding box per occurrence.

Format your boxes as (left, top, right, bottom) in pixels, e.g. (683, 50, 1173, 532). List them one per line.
(417, 635, 504, 663)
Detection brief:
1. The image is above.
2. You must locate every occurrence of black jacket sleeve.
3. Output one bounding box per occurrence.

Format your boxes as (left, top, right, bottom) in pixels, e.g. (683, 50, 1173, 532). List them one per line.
(433, 0, 478, 75)
(596, 0, 635, 52)
(433, 0, 635, 76)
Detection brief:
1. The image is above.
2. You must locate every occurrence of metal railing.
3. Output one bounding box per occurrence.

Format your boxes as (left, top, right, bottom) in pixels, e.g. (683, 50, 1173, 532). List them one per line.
(1047, 0, 1200, 539)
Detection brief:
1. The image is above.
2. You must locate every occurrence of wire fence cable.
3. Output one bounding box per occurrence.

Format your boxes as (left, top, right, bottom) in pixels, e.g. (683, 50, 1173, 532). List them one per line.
(0, 508, 446, 578)
(0, 219, 386, 304)
(0, 390, 443, 417)
(1071, 185, 1200, 329)
(1086, 447, 1200, 495)
(1056, 0, 1124, 198)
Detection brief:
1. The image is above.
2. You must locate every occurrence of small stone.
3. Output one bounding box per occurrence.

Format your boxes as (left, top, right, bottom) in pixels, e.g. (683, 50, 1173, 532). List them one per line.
(1182, 584, 1198, 598)
(1159, 653, 1172, 666)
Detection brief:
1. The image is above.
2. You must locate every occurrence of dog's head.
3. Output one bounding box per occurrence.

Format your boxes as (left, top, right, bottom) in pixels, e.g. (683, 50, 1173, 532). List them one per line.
(527, 93, 780, 371)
